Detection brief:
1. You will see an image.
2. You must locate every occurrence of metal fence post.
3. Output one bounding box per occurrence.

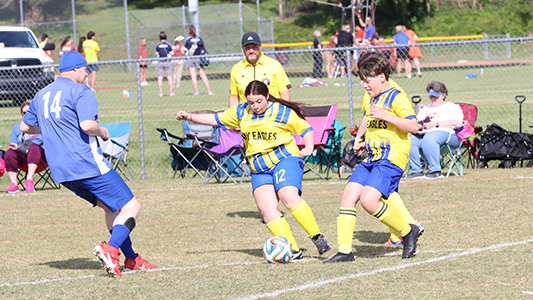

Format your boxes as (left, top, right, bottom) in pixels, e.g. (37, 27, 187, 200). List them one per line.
(347, 49, 355, 131)
(136, 62, 146, 180)
(71, 0, 77, 44)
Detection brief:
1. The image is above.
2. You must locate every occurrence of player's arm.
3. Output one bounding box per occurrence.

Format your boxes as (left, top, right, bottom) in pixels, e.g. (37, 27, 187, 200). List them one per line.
(280, 89, 291, 102)
(353, 116, 367, 155)
(80, 120, 109, 141)
(176, 111, 218, 127)
(369, 105, 418, 133)
(299, 130, 314, 157)
(20, 122, 41, 135)
(228, 94, 239, 108)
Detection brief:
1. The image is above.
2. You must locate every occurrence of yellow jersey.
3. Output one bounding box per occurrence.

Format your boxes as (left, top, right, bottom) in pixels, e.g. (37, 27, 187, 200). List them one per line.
(215, 102, 311, 174)
(83, 39, 100, 63)
(230, 53, 291, 103)
(362, 82, 416, 170)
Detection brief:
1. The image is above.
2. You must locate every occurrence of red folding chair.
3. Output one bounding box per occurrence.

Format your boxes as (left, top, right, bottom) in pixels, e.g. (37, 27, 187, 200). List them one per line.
(17, 160, 60, 190)
(457, 103, 483, 168)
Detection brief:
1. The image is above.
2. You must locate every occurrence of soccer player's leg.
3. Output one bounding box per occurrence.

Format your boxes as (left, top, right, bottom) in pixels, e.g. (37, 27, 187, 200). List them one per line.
(381, 192, 423, 246)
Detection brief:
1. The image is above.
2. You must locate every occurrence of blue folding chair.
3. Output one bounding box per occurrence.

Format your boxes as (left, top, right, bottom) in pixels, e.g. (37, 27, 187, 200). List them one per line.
(99, 122, 134, 181)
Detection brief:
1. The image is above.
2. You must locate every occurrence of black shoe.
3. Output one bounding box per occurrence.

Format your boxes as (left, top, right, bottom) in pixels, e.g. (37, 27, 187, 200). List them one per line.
(402, 224, 420, 259)
(323, 252, 355, 263)
(424, 171, 442, 179)
(291, 250, 303, 261)
(311, 234, 331, 255)
(406, 172, 424, 179)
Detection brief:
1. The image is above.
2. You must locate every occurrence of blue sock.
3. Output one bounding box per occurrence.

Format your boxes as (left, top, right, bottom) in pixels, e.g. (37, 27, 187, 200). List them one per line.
(109, 228, 137, 259)
(108, 224, 131, 251)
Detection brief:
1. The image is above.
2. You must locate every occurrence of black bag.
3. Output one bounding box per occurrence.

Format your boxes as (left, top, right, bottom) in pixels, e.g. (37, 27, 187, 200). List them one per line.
(19, 139, 34, 155)
(199, 48, 209, 67)
(478, 123, 533, 162)
(340, 140, 364, 169)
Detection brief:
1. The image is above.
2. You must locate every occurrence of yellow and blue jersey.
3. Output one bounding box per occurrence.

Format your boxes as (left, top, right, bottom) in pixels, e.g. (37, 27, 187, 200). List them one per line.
(215, 102, 311, 174)
(362, 84, 416, 170)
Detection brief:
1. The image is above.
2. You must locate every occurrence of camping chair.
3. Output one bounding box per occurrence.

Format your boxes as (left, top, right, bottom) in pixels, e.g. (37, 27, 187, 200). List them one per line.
(17, 160, 60, 190)
(294, 105, 339, 180)
(439, 130, 464, 178)
(198, 128, 247, 185)
(99, 122, 135, 181)
(457, 103, 483, 168)
(156, 127, 212, 179)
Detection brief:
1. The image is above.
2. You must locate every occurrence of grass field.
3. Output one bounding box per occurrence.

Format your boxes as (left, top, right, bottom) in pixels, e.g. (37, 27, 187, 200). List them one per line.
(0, 168, 532, 299)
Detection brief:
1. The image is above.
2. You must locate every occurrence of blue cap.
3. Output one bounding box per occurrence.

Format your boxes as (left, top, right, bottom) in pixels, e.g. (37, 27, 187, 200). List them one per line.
(59, 51, 88, 73)
(427, 89, 443, 98)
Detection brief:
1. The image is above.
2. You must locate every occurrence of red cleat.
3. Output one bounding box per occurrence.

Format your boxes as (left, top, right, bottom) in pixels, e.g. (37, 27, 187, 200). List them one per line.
(93, 242, 122, 278)
(124, 253, 157, 271)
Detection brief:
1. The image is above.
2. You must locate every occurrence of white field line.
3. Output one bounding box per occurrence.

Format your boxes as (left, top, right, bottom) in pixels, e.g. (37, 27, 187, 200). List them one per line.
(523, 291, 533, 295)
(237, 239, 533, 300)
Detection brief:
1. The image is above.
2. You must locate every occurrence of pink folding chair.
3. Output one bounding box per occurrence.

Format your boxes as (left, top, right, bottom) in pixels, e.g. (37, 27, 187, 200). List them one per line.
(294, 105, 338, 180)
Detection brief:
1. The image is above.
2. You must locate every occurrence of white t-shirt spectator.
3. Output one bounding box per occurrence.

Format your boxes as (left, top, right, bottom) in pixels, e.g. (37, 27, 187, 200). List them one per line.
(417, 102, 464, 134)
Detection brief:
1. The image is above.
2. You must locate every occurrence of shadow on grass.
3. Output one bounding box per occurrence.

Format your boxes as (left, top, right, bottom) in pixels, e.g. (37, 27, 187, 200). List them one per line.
(354, 230, 391, 244)
(226, 211, 263, 220)
(39, 258, 102, 270)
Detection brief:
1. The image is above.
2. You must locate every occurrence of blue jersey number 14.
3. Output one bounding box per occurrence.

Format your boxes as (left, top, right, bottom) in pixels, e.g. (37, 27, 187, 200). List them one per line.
(43, 91, 62, 119)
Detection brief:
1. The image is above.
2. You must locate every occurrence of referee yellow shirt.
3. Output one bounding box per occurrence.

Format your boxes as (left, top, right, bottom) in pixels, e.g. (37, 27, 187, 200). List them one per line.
(230, 53, 291, 103)
(83, 39, 100, 63)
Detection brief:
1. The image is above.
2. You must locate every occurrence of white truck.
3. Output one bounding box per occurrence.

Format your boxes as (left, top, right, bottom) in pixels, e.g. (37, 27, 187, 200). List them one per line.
(0, 26, 55, 106)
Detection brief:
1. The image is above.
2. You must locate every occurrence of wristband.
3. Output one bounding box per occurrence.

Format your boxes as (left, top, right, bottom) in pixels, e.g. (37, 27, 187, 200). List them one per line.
(436, 122, 439, 128)
(187, 113, 192, 122)
(354, 137, 364, 142)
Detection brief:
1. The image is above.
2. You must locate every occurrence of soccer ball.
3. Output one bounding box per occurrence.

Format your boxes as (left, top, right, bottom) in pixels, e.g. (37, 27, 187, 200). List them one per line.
(263, 236, 293, 264)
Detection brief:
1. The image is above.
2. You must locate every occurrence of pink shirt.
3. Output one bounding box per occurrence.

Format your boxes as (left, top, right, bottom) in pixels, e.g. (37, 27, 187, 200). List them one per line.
(172, 43, 184, 57)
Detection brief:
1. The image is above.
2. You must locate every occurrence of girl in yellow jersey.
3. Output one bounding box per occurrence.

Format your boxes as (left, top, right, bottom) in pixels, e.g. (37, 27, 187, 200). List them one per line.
(176, 80, 330, 260)
(324, 53, 420, 263)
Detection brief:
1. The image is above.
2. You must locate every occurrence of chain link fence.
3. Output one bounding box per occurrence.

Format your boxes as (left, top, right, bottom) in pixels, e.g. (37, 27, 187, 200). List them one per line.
(1, 37, 532, 181)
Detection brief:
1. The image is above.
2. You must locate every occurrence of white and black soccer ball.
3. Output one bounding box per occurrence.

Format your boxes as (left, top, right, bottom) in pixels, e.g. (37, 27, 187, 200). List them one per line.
(263, 236, 292, 264)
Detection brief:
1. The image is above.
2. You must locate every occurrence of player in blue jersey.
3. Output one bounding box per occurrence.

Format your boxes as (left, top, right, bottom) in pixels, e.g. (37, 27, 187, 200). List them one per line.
(20, 51, 156, 277)
(176, 80, 331, 260)
(324, 52, 420, 263)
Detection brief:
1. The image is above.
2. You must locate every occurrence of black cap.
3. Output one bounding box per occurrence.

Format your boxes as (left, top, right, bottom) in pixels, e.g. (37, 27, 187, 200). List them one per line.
(241, 32, 261, 47)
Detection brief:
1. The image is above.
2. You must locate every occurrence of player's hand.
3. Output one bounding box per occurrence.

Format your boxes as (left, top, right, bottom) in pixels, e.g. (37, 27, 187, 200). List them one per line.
(353, 141, 365, 156)
(176, 110, 189, 121)
(369, 105, 387, 121)
(299, 147, 314, 157)
(9, 143, 18, 150)
(101, 127, 109, 141)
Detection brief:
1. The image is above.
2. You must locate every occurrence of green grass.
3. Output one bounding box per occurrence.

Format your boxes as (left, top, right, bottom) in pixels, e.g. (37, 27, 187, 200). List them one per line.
(0, 168, 532, 299)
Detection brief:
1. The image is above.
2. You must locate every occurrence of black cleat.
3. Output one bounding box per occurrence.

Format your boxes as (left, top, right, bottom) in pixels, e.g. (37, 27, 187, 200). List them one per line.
(402, 224, 420, 259)
(323, 252, 355, 263)
(290, 250, 303, 261)
(311, 234, 331, 255)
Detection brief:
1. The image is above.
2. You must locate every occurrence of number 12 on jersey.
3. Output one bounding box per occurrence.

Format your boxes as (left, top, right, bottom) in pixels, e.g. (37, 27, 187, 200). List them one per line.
(43, 91, 62, 119)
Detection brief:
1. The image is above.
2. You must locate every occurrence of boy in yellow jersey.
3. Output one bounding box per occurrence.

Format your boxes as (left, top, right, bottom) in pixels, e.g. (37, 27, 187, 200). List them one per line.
(324, 52, 420, 263)
(176, 80, 330, 260)
(362, 79, 425, 246)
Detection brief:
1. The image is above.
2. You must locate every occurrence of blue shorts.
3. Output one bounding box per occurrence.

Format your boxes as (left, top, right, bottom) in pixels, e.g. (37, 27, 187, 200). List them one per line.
(87, 63, 99, 73)
(251, 156, 303, 195)
(348, 160, 404, 199)
(62, 170, 134, 213)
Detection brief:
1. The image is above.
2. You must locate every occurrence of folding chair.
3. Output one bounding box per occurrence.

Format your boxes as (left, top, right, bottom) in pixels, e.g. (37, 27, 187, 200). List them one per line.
(99, 122, 135, 181)
(199, 128, 248, 185)
(439, 131, 464, 178)
(156, 127, 212, 179)
(294, 105, 339, 180)
(457, 103, 483, 168)
(17, 160, 60, 190)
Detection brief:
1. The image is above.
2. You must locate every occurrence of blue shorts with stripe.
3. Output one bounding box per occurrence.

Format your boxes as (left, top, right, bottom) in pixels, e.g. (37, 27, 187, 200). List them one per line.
(348, 160, 403, 199)
(252, 156, 303, 195)
(62, 169, 134, 213)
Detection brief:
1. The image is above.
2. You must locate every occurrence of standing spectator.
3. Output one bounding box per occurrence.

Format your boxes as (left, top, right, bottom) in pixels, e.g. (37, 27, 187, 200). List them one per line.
(21, 51, 157, 278)
(4, 102, 45, 193)
(77, 36, 86, 58)
(393, 25, 412, 78)
(184, 26, 213, 96)
(155, 31, 174, 97)
(358, 15, 375, 43)
(312, 30, 324, 78)
(333, 25, 355, 77)
(59, 36, 76, 58)
(83, 31, 100, 92)
(172, 35, 186, 88)
(137, 38, 149, 86)
(404, 26, 423, 77)
(325, 30, 339, 78)
(40, 34, 53, 60)
(228, 32, 291, 107)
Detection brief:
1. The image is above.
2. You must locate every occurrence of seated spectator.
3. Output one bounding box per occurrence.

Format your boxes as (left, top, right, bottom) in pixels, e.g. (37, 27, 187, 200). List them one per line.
(406, 81, 463, 179)
(4, 102, 46, 193)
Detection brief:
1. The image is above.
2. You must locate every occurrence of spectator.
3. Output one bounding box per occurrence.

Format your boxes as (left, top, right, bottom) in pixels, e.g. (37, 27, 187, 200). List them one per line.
(333, 24, 355, 77)
(40, 34, 53, 60)
(403, 26, 423, 77)
(358, 15, 375, 43)
(184, 26, 213, 96)
(83, 31, 100, 92)
(312, 30, 325, 78)
(354, 25, 365, 45)
(155, 31, 174, 97)
(59, 36, 76, 58)
(172, 35, 186, 88)
(393, 25, 412, 78)
(4, 102, 45, 193)
(77, 36, 86, 57)
(325, 30, 339, 78)
(228, 32, 291, 107)
(138, 38, 149, 86)
(406, 81, 463, 179)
